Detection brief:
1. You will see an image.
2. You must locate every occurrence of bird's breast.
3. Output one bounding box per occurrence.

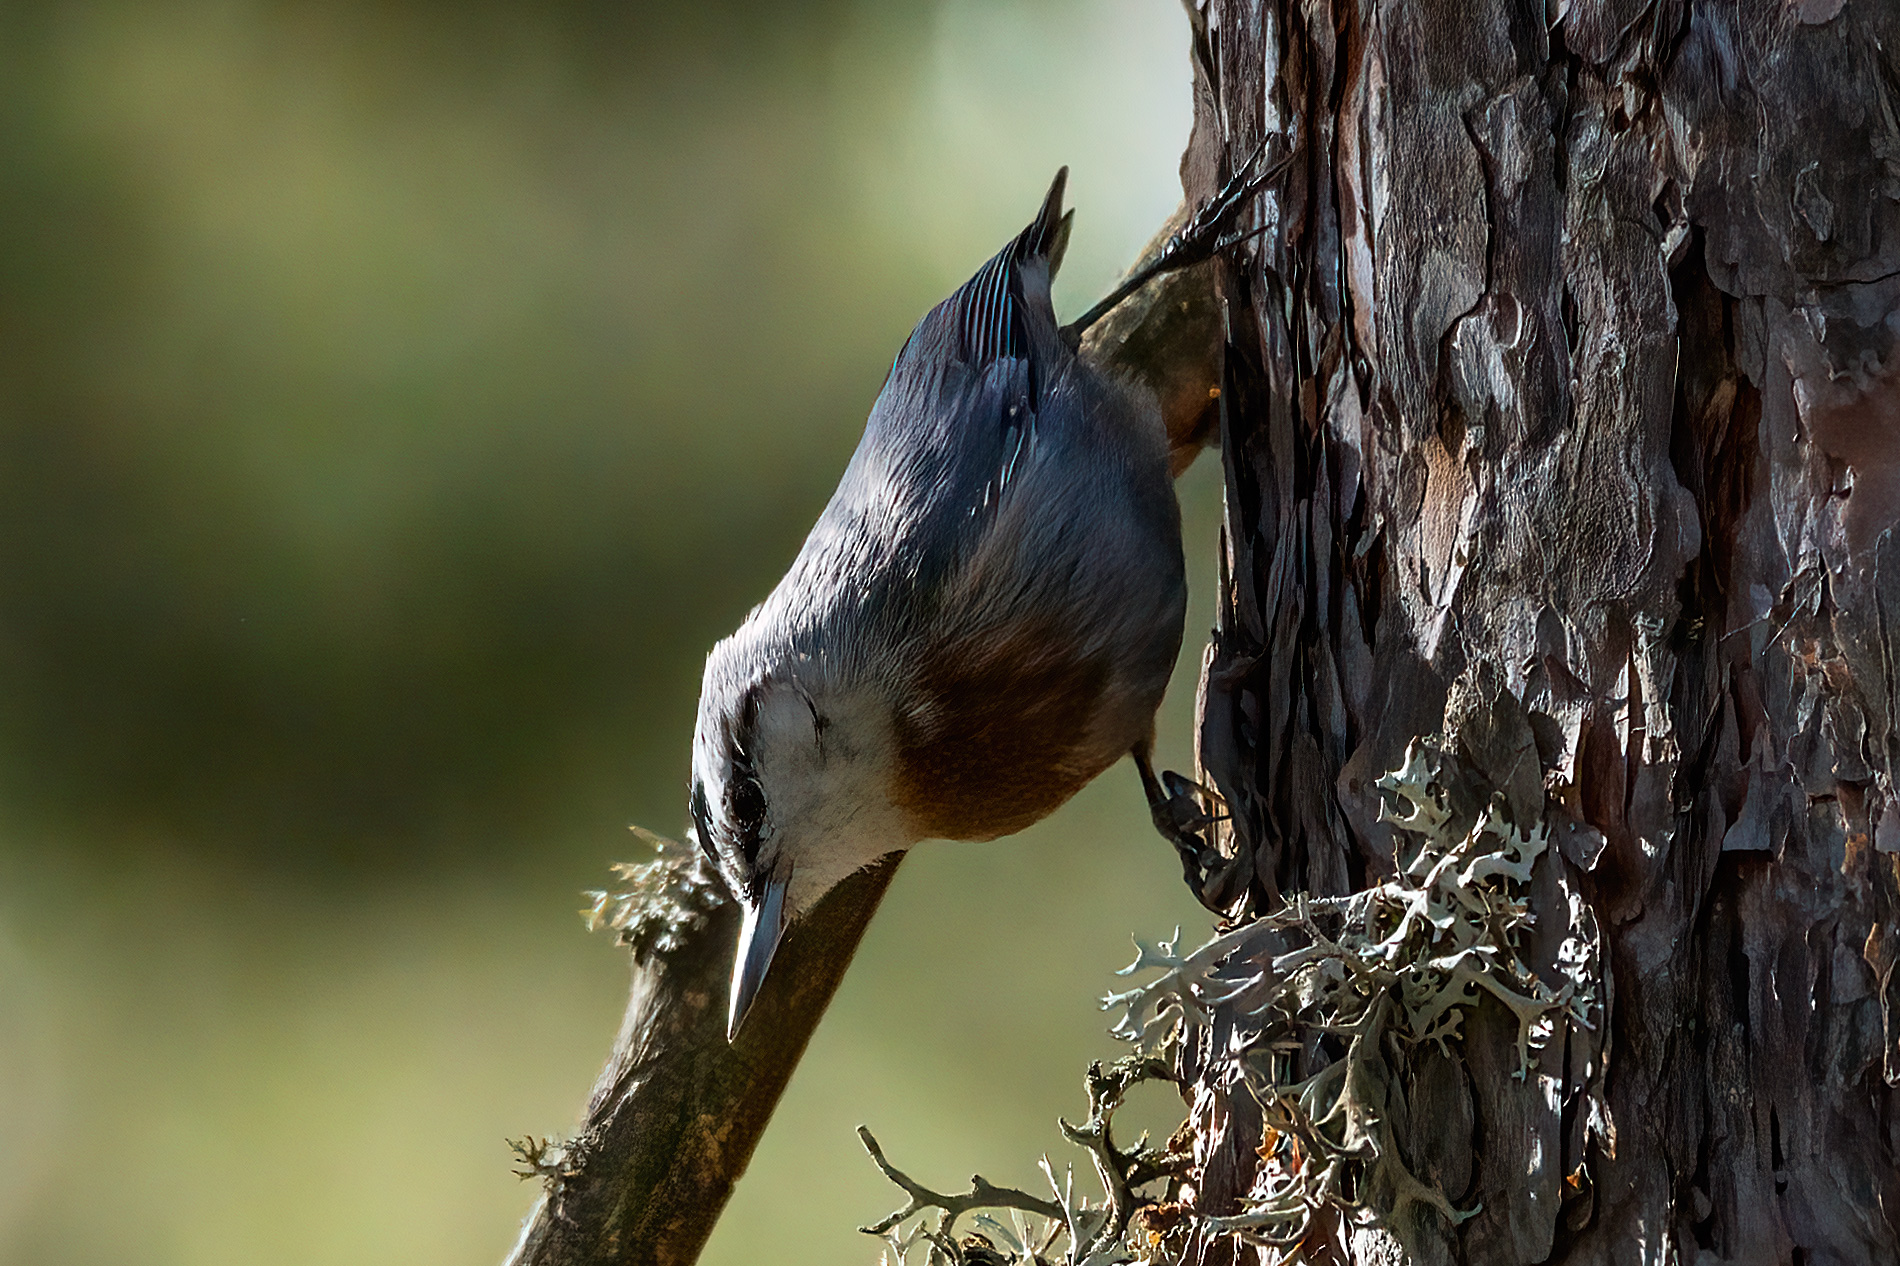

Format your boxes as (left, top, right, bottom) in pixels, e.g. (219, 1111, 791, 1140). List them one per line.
(889, 625, 1133, 842)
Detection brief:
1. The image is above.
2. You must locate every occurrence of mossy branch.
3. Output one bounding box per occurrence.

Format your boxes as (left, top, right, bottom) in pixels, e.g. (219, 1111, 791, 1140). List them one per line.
(505, 834, 901, 1266)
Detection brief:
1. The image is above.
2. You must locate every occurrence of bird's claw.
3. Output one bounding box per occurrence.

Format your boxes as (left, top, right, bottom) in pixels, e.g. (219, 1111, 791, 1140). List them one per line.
(1151, 138, 1295, 274)
(1134, 747, 1244, 914)
(1059, 131, 1294, 341)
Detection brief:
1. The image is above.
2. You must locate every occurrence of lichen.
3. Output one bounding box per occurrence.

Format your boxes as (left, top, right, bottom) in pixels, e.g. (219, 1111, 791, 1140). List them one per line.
(582, 825, 728, 964)
(860, 735, 1603, 1265)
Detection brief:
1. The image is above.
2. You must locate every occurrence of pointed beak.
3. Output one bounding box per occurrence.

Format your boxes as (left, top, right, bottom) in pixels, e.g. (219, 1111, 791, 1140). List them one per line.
(728, 868, 790, 1042)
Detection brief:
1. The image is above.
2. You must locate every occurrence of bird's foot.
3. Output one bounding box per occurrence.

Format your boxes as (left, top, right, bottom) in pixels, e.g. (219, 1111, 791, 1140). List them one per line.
(1132, 745, 1245, 914)
(1149, 138, 1295, 275)
(1062, 133, 1295, 341)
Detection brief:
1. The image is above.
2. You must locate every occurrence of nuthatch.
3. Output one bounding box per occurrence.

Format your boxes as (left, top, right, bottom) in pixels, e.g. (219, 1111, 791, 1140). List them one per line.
(693, 160, 1279, 1038)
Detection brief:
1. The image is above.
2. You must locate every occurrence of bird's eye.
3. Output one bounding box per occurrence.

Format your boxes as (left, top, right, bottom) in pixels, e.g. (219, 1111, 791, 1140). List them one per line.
(728, 760, 767, 860)
(725, 680, 769, 864)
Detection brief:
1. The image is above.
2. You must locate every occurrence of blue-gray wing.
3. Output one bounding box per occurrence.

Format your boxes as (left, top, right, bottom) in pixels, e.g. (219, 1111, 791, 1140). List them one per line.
(756, 169, 1170, 683)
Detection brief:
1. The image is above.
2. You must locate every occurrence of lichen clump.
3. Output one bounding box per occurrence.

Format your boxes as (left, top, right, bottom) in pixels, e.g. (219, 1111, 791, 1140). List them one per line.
(582, 826, 727, 963)
(862, 737, 1601, 1265)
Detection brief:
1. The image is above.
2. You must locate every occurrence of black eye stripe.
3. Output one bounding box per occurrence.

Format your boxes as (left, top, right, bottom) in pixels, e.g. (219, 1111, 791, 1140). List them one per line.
(728, 771, 766, 866)
(727, 681, 768, 866)
(690, 780, 717, 867)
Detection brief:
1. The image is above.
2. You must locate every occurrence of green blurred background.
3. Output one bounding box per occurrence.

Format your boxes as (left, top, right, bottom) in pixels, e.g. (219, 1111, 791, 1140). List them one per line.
(0, 2, 1222, 1262)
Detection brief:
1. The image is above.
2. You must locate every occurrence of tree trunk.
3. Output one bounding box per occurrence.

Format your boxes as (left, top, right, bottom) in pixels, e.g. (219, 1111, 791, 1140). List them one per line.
(1181, 0, 1900, 1262)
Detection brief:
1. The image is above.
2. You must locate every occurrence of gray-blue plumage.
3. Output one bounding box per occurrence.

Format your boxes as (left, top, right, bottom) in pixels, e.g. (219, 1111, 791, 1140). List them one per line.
(693, 169, 1186, 1036)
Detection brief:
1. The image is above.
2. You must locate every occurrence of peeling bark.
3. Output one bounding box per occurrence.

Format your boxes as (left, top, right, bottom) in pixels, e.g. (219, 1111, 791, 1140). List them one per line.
(1185, 0, 1900, 1260)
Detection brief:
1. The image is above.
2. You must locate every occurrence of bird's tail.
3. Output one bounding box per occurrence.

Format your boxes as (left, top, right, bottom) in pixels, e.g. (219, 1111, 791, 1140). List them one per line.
(957, 167, 1074, 365)
(1015, 167, 1074, 276)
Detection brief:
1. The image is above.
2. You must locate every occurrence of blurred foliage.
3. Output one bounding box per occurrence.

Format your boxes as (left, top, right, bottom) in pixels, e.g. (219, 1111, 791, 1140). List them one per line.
(0, 2, 1208, 1264)
(0, 0, 946, 869)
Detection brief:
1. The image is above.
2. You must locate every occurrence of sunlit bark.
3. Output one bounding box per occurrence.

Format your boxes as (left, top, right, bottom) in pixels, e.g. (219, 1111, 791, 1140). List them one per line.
(1183, 0, 1900, 1260)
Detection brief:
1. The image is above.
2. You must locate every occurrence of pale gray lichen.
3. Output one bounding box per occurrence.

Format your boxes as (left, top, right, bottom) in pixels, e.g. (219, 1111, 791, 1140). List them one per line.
(861, 1053, 1190, 1266)
(860, 735, 1604, 1265)
(582, 825, 728, 964)
(1104, 737, 1600, 1260)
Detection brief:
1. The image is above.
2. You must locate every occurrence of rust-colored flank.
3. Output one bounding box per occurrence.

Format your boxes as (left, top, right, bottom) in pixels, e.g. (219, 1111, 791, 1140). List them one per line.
(891, 626, 1114, 843)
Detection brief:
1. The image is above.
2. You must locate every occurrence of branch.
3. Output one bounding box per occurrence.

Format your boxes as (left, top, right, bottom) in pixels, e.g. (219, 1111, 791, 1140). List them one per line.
(1075, 209, 1225, 480)
(504, 840, 902, 1266)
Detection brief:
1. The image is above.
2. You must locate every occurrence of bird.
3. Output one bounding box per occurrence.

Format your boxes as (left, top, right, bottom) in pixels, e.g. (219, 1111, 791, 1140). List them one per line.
(691, 159, 1280, 1039)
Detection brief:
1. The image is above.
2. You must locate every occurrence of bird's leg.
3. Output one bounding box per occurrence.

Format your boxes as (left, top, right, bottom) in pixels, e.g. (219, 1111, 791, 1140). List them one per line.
(1064, 137, 1296, 339)
(1132, 741, 1241, 913)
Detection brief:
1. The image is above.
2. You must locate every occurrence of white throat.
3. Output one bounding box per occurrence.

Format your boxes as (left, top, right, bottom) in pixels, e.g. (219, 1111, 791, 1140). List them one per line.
(754, 683, 917, 919)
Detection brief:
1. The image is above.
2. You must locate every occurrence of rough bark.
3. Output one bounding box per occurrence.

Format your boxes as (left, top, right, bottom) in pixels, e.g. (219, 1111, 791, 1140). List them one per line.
(504, 851, 899, 1266)
(1183, 0, 1900, 1262)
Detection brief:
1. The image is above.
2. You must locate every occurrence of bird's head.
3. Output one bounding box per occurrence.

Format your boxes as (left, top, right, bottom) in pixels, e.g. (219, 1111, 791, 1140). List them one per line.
(691, 630, 916, 1040)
